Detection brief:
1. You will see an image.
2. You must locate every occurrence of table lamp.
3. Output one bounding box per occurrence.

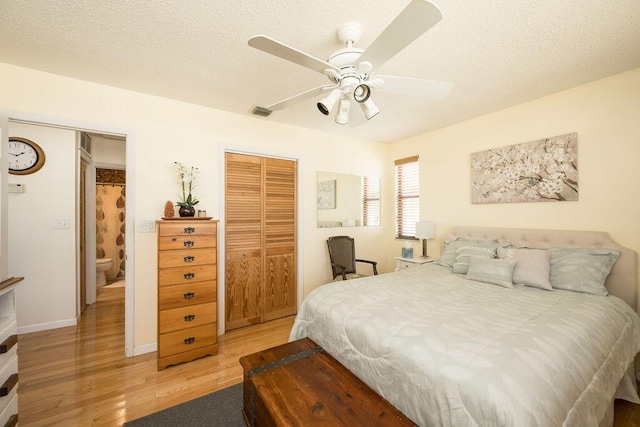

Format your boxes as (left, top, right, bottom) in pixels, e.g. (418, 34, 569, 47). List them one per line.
(415, 221, 435, 258)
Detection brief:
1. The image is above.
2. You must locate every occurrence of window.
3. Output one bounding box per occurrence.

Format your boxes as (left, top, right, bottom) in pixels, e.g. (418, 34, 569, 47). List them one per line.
(362, 176, 380, 226)
(395, 155, 419, 238)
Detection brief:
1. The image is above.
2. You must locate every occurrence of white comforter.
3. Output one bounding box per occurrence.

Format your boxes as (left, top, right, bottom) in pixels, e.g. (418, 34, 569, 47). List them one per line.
(290, 264, 640, 426)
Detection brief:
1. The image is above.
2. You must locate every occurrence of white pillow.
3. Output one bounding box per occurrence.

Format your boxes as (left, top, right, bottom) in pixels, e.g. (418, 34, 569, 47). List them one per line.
(497, 247, 552, 291)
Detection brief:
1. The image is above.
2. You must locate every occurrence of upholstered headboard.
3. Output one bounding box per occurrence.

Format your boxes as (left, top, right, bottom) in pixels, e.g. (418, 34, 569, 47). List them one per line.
(442, 226, 639, 311)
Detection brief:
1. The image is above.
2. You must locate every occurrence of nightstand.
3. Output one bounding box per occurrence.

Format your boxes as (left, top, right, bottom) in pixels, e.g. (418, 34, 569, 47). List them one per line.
(394, 256, 434, 271)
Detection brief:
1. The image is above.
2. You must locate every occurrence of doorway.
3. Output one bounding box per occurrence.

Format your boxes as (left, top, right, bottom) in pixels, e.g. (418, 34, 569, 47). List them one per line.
(88, 132, 127, 302)
(2, 112, 135, 356)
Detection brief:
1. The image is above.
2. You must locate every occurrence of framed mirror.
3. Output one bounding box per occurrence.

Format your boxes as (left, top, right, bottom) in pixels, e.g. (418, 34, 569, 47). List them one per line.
(317, 171, 380, 228)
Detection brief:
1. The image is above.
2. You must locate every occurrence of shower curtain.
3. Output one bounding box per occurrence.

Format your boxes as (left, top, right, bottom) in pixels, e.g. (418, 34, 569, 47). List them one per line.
(96, 184, 126, 280)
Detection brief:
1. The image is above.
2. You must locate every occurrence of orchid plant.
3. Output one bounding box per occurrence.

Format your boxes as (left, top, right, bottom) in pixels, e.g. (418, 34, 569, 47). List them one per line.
(174, 162, 200, 208)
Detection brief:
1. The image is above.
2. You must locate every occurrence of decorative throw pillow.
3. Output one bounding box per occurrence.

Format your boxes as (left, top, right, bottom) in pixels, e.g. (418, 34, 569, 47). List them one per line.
(465, 256, 517, 288)
(436, 238, 498, 268)
(452, 245, 497, 274)
(548, 248, 620, 296)
(497, 247, 552, 291)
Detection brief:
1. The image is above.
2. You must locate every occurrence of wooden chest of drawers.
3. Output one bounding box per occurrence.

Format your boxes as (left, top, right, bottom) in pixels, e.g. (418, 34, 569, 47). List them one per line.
(0, 278, 22, 427)
(157, 220, 218, 370)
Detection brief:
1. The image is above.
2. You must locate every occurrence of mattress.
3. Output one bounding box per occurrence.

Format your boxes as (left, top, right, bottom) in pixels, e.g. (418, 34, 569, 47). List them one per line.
(290, 264, 640, 426)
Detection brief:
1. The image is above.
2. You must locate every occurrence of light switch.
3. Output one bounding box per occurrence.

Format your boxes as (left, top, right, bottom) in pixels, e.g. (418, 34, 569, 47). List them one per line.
(140, 220, 156, 233)
(54, 218, 71, 229)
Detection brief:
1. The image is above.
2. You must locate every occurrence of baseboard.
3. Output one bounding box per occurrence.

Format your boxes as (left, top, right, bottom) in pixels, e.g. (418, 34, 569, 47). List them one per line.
(18, 318, 77, 334)
(134, 342, 157, 356)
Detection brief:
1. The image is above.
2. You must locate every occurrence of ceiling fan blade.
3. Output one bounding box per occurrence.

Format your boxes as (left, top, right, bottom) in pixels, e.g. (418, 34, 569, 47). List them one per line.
(358, 0, 443, 71)
(266, 84, 335, 111)
(249, 35, 340, 75)
(348, 105, 369, 127)
(376, 75, 454, 99)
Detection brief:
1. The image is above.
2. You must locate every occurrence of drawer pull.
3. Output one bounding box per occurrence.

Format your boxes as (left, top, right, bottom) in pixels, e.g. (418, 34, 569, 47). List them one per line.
(0, 335, 17, 354)
(184, 227, 196, 234)
(184, 292, 195, 299)
(184, 337, 196, 345)
(183, 240, 195, 248)
(184, 314, 196, 322)
(0, 373, 18, 397)
(184, 256, 195, 263)
(184, 272, 195, 280)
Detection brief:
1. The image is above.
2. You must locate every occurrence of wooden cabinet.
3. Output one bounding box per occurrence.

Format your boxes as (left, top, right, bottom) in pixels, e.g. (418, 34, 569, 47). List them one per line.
(225, 153, 297, 331)
(0, 278, 21, 426)
(157, 220, 218, 370)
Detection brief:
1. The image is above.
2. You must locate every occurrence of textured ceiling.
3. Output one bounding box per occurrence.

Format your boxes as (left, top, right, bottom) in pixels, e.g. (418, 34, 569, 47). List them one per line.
(1, 0, 639, 143)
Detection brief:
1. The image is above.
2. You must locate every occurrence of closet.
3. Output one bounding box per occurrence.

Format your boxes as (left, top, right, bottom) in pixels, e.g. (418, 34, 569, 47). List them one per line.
(225, 153, 297, 331)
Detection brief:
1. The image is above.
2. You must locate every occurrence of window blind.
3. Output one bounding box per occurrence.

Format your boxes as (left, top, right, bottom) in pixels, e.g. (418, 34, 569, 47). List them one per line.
(395, 155, 419, 238)
(362, 176, 380, 226)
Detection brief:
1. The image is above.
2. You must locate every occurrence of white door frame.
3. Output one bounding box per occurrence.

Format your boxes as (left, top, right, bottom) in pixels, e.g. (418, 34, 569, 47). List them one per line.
(0, 109, 137, 357)
(0, 115, 8, 280)
(217, 143, 304, 335)
(80, 152, 97, 305)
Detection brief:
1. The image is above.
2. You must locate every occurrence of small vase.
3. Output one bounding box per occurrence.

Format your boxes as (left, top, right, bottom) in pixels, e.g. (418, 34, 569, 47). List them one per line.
(179, 206, 196, 217)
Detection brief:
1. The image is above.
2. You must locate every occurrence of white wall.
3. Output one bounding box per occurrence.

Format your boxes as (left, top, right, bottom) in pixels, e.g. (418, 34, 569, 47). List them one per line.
(387, 67, 640, 309)
(7, 123, 77, 330)
(5, 59, 637, 349)
(0, 120, 8, 281)
(0, 62, 390, 351)
(91, 135, 125, 164)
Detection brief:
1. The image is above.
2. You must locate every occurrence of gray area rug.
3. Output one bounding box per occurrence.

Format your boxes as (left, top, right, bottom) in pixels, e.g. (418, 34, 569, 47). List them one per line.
(125, 383, 245, 427)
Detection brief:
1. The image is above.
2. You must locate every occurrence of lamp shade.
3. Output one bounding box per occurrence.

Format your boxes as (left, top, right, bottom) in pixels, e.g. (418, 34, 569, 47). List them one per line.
(415, 221, 435, 239)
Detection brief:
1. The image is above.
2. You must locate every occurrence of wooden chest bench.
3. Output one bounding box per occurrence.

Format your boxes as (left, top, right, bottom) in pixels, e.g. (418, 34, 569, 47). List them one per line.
(239, 337, 415, 426)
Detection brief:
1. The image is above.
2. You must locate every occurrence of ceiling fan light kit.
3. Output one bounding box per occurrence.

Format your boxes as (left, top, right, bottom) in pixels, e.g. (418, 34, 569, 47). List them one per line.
(353, 84, 371, 103)
(317, 88, 343, 116)
(334, 98, 352, 125)
(248, 0, 454, 127)
(359, 98, 380, 120)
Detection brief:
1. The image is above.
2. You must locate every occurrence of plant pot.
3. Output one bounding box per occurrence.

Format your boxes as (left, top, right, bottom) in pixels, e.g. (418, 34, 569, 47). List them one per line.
(179, 206, 196, 217)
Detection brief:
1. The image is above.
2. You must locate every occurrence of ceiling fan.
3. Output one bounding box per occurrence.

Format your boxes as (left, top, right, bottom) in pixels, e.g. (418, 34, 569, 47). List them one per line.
(248, 0, 453, 127)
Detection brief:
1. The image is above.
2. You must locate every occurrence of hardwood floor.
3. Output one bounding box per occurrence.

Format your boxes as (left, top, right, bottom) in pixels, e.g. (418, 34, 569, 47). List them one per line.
(17, 286, 640, 426)
(18, 286, 294, 426)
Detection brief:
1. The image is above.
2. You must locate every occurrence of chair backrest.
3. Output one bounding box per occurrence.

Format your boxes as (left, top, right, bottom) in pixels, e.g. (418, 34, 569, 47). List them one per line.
(327, 236, 357, 278)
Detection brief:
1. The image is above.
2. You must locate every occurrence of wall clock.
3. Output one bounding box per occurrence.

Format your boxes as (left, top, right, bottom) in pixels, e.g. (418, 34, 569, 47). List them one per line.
(8, 137, 46, 175)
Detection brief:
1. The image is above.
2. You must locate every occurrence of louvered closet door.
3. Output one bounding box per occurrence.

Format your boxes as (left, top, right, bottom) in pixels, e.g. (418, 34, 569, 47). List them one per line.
(225, 153, 263, 330)
(224, 153, 297, 331)
(263, 157, 296, 321)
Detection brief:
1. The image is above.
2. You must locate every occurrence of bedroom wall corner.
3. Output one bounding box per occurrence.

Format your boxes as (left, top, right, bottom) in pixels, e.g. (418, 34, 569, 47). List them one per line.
(387, 67, 640, 311)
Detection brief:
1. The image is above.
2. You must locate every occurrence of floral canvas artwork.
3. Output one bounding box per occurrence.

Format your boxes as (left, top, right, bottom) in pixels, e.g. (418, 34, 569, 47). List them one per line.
(317, 180, 336, 209)
(471, 133, 578, 204)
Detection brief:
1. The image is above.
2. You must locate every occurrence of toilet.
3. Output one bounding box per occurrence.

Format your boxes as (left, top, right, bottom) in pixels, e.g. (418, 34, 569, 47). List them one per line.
(96, 258, 113, 287)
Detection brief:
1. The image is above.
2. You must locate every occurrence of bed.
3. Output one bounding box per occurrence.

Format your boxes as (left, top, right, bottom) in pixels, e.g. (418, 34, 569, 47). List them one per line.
(290, 227, 640, 426)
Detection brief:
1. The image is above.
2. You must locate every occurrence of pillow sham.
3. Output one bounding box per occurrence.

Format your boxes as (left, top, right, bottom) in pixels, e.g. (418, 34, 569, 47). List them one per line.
(436, 238, 498, 268)
(465, 256, 517, 288)
(548, 247, 620, 296)
(497, 247, 552, 291)
(453, 244, 497, 274)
